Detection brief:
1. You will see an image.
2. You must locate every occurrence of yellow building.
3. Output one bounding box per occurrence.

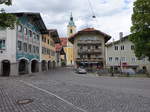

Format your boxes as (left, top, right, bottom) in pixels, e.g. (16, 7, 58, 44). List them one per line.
(65, 13, 76, 66)
(41, 29, 60, 71)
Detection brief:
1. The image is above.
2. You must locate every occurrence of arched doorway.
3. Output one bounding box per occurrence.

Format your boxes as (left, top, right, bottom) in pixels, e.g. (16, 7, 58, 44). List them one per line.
(48, 61, 51, 70)
(1, 60, 10, 76)
(31, 60, 39, 73)
(41, 60, 47, 71)
(19, 59, 28, 75)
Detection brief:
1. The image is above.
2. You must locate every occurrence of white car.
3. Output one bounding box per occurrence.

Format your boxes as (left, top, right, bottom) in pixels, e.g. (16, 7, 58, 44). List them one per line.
(76, 68, 87, 74)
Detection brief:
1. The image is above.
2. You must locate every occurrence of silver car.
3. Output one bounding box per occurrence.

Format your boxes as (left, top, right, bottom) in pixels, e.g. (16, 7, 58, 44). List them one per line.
(76, 67, 87, 74)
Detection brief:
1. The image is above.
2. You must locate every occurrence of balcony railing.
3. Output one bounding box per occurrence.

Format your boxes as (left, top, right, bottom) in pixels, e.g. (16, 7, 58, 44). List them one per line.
(78, 48, 102, 54)
(77, 40, 101, 45)
(76, 58, 103, 62)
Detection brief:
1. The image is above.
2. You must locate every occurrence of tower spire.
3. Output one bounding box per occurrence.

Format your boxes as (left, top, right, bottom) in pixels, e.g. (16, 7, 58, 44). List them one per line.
(70, 12, 73, 21)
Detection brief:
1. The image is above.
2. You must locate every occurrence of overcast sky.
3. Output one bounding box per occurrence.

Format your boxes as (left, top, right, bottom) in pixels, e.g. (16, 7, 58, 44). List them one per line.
(1, 0, 136, 41)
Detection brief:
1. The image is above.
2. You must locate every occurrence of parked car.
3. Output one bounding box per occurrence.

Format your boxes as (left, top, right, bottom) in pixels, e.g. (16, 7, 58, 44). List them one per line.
(76, 67, 87, 74)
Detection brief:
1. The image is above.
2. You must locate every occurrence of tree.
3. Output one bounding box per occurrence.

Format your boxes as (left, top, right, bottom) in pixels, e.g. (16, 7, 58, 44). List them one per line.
(0, 0, 16, 29)
(130, 0, 150, 61)
(0, 0, 12, 5)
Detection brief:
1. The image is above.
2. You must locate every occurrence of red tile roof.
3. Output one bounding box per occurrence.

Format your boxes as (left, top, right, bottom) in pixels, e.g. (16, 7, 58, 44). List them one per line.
(60, 38, 67, 47)
(69, 28, 111, 43)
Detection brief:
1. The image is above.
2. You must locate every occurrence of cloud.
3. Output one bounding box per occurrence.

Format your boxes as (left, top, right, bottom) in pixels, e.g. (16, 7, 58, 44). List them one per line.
(0, 0, 136, 41)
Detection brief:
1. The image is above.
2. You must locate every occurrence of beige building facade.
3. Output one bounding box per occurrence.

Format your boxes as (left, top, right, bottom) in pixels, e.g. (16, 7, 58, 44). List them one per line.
(69, 28, 111, 70)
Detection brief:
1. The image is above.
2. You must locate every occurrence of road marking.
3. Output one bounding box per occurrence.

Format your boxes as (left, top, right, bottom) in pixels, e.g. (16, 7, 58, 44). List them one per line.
(19, 80, 88, 112)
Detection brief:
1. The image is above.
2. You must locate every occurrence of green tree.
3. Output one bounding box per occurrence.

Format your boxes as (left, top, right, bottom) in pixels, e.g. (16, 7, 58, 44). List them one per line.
(0, 0, 16, 29)
(130, 0, 150, 60)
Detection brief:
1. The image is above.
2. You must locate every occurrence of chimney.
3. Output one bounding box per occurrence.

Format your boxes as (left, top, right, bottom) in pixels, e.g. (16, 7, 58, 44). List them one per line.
(119, 32, 123, 39)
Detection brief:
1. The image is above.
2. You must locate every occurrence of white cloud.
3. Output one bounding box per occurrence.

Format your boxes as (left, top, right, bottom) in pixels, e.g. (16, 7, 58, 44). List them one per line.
(0, 0, 136, 41)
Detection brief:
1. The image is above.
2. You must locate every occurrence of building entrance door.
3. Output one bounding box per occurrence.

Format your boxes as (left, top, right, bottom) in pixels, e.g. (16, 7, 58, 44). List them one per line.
(1, 60, 10, 76)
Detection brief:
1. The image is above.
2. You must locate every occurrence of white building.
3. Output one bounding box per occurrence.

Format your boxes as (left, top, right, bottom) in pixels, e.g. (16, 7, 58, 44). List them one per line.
(106, 35, 150, 73)
(0, 12, 47, 76)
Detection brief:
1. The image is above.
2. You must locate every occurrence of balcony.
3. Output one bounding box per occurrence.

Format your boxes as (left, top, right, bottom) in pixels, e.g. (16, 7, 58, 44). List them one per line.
(76, 57, 103, 62)
(78, 48, 102, 54)
(77, 40, 101, 45)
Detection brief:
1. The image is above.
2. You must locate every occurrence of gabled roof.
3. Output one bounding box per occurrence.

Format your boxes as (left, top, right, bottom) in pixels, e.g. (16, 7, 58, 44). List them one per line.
(106, 35, 129, 47)
(55, 43, 65, 55)
(69, 28, 111, 43)
(48, 29, 60, 44)
(12, 12, 48, 34)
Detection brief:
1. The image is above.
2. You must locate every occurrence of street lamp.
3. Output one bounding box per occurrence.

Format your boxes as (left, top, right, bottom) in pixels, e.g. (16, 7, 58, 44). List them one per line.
(119, 32, 123, 73)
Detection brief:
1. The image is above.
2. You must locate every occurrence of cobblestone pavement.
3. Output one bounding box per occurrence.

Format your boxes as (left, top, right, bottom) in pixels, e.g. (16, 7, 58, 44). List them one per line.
(0, 67, 150, 112)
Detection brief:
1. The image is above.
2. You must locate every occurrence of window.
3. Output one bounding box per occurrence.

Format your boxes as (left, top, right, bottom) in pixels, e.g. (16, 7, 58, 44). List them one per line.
(50, 50, 55, 56)
(33, 33, 36, 39)
(33, 46, 36, 53)
(80, 55, 83, 59)
(109, 57, 112, 62)
(121, 45, 124, 50)
(42, 47, 44, 54)
(42, 36, 46, 43)
(115, 46, 118, 50)
(95, 45, 98, 49)
(23, 43, 27, 52)
(29, 30, 32, 37)
(87, 54, 91, 59)
(24, 27, 28, 35)
(18, 25, 22, 32)
(51, 41, 55, 47)
(70, 29, 73, 33)
(36, 47, 39, 54)
(42, 47, 47, 54)
(28, 44, 32, 53)
(131, 45, 134, 50)
(37, 35, 39, 41)
(0, 40, 6, 50)
(80, 46, 83, 50)
(17, 41, 22, 51)
(115, 57, 119, 62)
(121, 57, 126, 62)
(132, 58, 136, 62)
(48, 39, 50, 44)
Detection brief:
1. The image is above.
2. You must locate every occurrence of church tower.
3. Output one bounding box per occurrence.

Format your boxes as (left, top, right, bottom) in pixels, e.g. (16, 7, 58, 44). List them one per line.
(66, 13, 76, 66)
(67, 13, 76, 37)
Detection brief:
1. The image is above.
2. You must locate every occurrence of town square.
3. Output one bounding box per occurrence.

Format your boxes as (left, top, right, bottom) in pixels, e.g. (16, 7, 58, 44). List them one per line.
(0, 0, 150, 112)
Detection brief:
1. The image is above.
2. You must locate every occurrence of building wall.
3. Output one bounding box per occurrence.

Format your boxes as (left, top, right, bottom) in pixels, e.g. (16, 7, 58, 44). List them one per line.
(0, 15, 43, 76)
(73, 33, 106, 69)
(64, 46, 74, 65)
(106, 38, 150, 71)
(0, 28, 17, 62)
(41, 34, 56, 70)
(16, 16, 41, 61)
(41, 34, 55, 61)
(0, 27, 17, 76)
